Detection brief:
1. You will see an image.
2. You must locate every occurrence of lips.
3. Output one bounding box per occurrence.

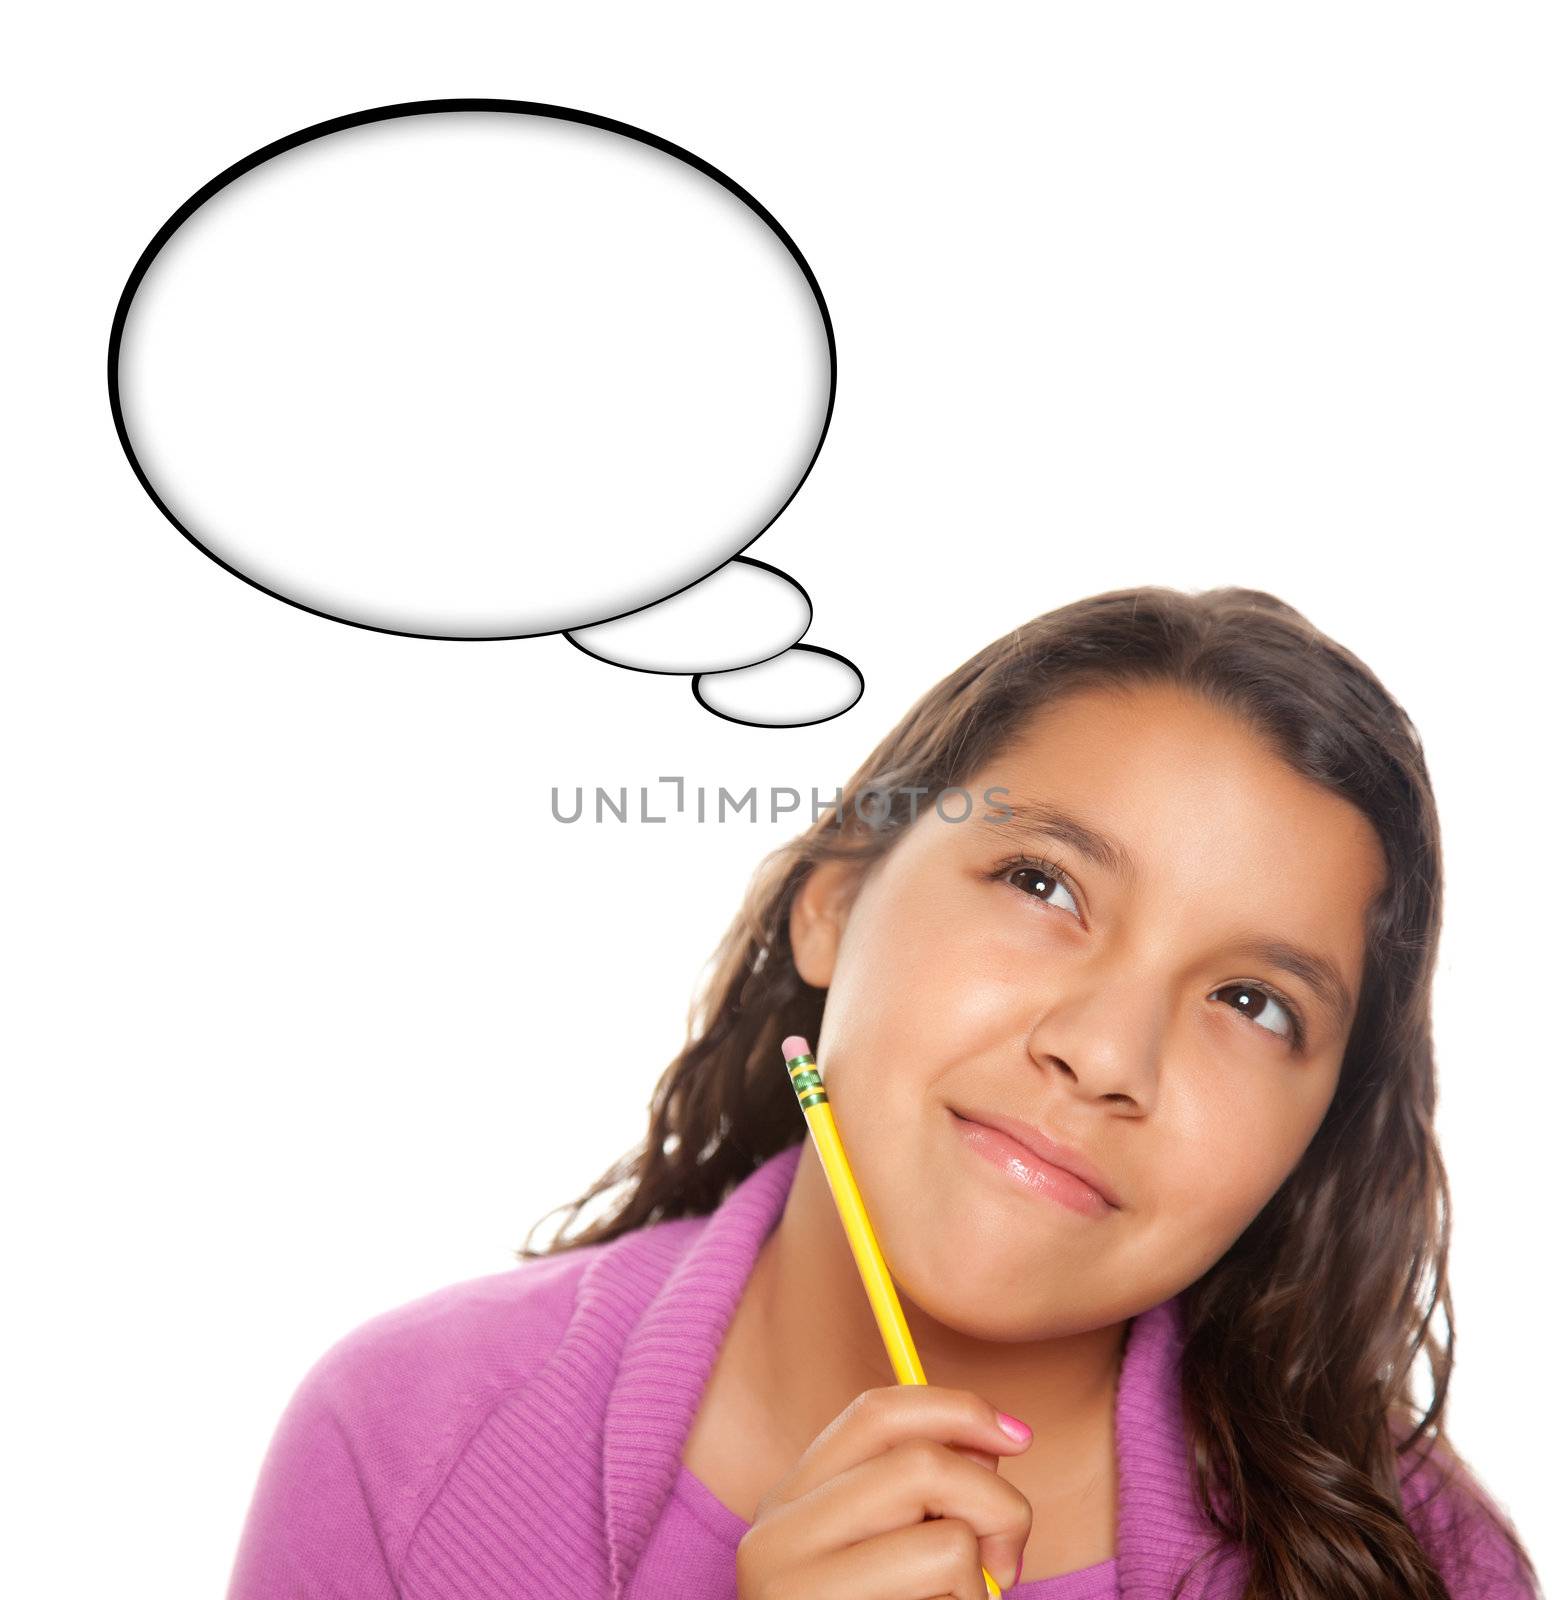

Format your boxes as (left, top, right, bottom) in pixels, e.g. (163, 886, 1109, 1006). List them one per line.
(950, 1106, 1123, 1210)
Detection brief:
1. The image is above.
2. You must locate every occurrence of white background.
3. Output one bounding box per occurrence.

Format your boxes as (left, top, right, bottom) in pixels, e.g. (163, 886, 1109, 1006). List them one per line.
(5, 2, 1552, 1593)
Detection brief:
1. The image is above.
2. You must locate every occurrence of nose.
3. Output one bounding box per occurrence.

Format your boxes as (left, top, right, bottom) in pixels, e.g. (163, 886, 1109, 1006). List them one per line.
(1021, 985, 1160, 1112)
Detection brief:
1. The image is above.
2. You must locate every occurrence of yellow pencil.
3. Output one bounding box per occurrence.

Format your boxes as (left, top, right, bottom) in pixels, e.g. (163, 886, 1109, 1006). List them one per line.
(781, 1034, 1005, 1598)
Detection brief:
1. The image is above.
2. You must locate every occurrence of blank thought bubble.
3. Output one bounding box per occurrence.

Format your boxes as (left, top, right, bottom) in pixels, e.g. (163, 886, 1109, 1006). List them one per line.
(108, 98, 864, 727)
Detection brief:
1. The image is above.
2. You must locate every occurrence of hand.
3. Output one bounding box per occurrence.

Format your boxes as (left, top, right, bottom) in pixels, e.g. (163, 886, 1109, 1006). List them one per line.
(734, 1383, 1033, 1599)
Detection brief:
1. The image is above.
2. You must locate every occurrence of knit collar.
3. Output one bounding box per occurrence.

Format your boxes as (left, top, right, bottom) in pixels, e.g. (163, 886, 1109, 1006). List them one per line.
(599, 1141, 1244, 1599)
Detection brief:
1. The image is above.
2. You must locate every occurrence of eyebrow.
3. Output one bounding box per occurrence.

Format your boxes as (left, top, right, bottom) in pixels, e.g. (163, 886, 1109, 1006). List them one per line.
(1223, 934, 1356, 1035)
(977, 799, 1142, 885)
(976, 797, 1356, 1034)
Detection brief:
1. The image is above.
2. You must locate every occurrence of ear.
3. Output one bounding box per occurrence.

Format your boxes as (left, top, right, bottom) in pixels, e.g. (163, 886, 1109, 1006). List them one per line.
(788, 857, 866, 989)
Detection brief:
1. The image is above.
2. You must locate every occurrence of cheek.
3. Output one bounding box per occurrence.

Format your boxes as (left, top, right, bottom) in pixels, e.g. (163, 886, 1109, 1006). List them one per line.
(1146, 1085, 1328, 1264)
(826, 900, 1009, 1060)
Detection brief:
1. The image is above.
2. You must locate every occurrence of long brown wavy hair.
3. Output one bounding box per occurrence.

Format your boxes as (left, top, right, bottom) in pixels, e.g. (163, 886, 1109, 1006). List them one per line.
(515, 584, 1540, 1598)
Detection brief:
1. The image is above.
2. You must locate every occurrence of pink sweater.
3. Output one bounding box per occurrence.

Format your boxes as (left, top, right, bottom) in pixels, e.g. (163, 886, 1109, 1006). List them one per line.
(226, 1141, 1537, 1598)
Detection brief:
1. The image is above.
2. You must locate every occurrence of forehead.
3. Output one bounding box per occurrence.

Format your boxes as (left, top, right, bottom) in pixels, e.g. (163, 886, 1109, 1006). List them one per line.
(925, 679, 1388, 935)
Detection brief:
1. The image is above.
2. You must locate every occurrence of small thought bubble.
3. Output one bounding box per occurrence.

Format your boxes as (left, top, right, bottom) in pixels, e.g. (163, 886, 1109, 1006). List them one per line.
(694, 644, 863, 728)
(108, 98, 862, 727)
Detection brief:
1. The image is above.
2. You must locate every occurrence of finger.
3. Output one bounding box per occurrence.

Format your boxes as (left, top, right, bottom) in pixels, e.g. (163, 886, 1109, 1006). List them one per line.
(784, 1514, 1006, 1600)
(764, 1385, 1031, 1511)
(946, 1442, 1002, 1473)
(763, 1434, 1030, 1592)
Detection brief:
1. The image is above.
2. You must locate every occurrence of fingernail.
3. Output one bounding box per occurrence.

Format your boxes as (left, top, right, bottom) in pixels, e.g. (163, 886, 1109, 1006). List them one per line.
(995, 1411, 1031, 1442)
(1014, 1553, 1024, 1585)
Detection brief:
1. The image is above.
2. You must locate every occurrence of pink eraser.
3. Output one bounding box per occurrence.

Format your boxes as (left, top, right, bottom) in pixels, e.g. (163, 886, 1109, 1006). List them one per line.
(781, 1035, 812, 1060)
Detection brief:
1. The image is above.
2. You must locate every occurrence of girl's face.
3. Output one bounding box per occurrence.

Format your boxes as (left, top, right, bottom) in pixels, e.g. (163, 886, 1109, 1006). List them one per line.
(789, 681, 1389, 1336)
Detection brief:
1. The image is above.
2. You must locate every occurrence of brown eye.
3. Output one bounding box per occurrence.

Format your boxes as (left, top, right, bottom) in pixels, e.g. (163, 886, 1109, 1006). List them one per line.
(1003, 858, 1082, 920)
(1213, 981, 1301, 1046)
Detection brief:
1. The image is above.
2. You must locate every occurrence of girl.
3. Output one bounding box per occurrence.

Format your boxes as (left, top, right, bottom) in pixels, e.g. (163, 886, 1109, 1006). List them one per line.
(227, 586, 1541, 1599)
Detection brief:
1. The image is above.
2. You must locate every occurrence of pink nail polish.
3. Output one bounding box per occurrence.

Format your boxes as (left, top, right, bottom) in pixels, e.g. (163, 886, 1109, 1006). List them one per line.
(996, 1411, 1031, 1442)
